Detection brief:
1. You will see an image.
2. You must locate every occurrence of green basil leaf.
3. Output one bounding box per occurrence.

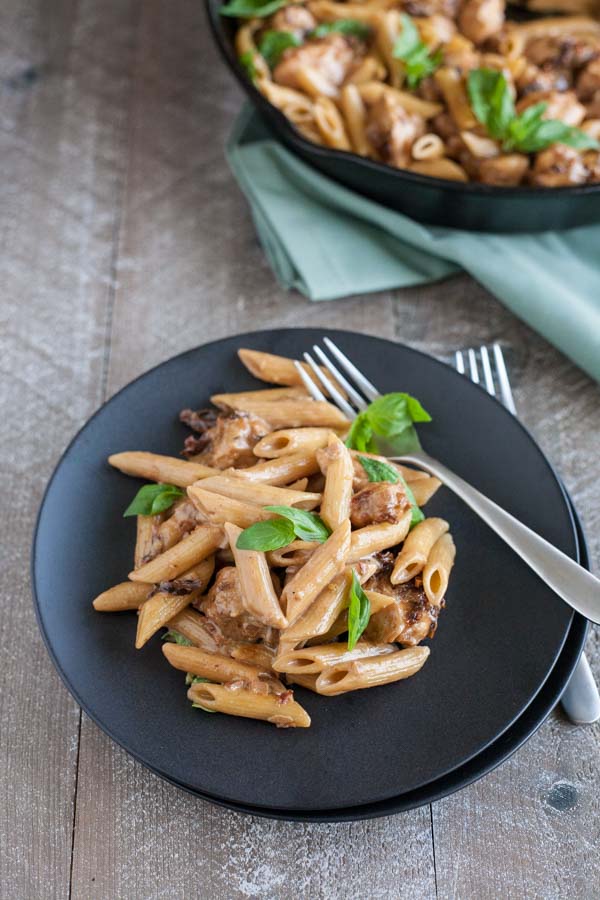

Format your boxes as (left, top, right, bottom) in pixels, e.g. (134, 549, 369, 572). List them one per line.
(264, 505, 331, 541)
(393, 14, 421, 58)
(393, 15, 441, 88)
(347, 570, 371, 651)
(468, 69, 514, 140)
(191, 702, 217, 712)
(220, 0, 285, 18)
(398, 475, 425, 529)
(258, 30, 302, 68)
(345, 411, 375, 452)
(124, 483, 183, 517)
(357, 456, 400, 483)
(238, 50, 257, 82)
(311, 18, 371, 40)
(236, 518, 296, 551)
(162, 630, 193, 646)
(368, 392, 431, 436)
(185, 673, 212, 685)
(516, 118, 600, 153)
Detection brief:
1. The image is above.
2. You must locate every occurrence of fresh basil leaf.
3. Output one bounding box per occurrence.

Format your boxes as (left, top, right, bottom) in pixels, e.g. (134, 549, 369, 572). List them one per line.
(264, 506, 331, 542)
(236, 518, 296, 551)
(258, 30, 301, 68)
(398, 475, 425, 529)
(393, 14, 441, 88)
(220, 0, 285, 17)
(311, 18, 371, 40)
(358, 456, 400, 483)
(345, 411, 374, 452)
(347, 570, 371, 651)
(162, 630, 193, 646)
(191, 702, 217, 712)
(368, 393, 431, 436)
(238, 50, 257, 82)
(123, 483, 183, 517)
(516, 119, 600, 153)
(185, 673, 211, 685)
(467, 69, 515, 140)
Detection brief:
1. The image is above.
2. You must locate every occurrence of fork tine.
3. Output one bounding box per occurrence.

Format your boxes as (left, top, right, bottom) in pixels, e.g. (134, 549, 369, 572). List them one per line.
(492, 343, 517, 415)
(312, 345, 369, 411)
(467, 348, 480, 385)
(480, 346, 495, 396)
(455, 351, 465, 375)
(303, 353, 358, 419)
(294, 361, 326, 402)
(322, 337, 380, 401)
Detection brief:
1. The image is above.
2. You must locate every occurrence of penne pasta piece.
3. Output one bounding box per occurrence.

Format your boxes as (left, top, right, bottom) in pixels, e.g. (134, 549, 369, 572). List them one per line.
(282, 519, 351, 625)
(155, 500, 202, 553)
(134, 514, 162, 568)
(195, 474, 321, 510)
(375, 9, 404, 88)
(412, 133, 445, 161)
(316, 646, 430, 694)
(341, 84, 371, 155)
(358, 81, 443, 117)
(410, 159, 469, 182)
(168, 607, 223, 651)
(410, 476, 442, 506)
(273, 640, 395, 675)
(364, 589, 397, 613)
(165, 556, 215, 593)
(282, 571, 351, 646)
(347, 54, 387, 85)
(347, 512, 412, 563)
(434, 67, 477, 130)
(512, 15, 600, 38)
(253, 428, 335, 458)
(187, 681, 311, 727)
(319, 434, 354, 530)
(267, 540, 320, 568)
(93, 581, 151, 612)
(229, 451, 321, 486)
(162, 642, 279, 687)
(316, 587, 396, 645)
(218, 397, 350, 430)
(297, 65, 341, 100)
(187, 486, 274, 527)
(422, 532, 456, 606)
(308, 0, 396, 20)
(238, 348, 346, 397)
(135, 590, 195, 649)
(230, 643, 277, 672)
(314, 96, 352, 148)
(211, 387, 309, 409)
(129, 524, 224, 583)
(109, 451, 217, 487)
(285, 673, 320, 693)
(460, 130, 499, 159)
(288, 477, 309, 491)
(225, 523, 288, 629)
(391, 517, 449, 584)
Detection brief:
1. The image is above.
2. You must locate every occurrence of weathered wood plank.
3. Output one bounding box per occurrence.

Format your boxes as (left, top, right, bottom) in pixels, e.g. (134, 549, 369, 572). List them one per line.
(0, 0, 139, 897)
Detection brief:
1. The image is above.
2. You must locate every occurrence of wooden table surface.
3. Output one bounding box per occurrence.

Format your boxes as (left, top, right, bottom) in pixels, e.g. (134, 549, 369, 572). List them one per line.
(2, 1, 600, 897)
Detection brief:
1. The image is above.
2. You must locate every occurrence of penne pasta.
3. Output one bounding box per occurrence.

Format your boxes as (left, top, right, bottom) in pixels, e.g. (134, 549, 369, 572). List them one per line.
(238, 348, 346, 397)
(319, 434, 354, 530)
(280, 570, 351, 646)
(136, 590, 196, 649)
(423, 532, 456, 606)
(168, 607, 223, 651)
(273, 640, 395, 674)
(230, 643, 277, 672)
(129, 524, 224, 583)
(229, 451, 321, 486)
(282, 519, 351, 624)
(155, 500, 202, 552)
(410, 476, 442, 506)
(162, 642, 280, 687)
(195, 474, 321, 510)
(134, 514, 162, 568)
(411, 133, 445, 161)
(314, 96, 352, 148)
(253, 427, 335, 458)
(218, 396, 350, 430)
(391, 517, 449, 584)
(316, 646, 430, 694)
(340, 83, 372, 156)
(434, 67, 477, 130)
(347, 512, 412, 563)
(109, 451, 217, 487)
(358, 82, 443, 117)
(409, 159, 469, 181)
(267, 540, 320, 568)
(187, 681, 311, 727)
(211, 387, 309, 409)
(225, 523, 288, 629)
(93, 581, 151, 612)
(187, 486, 274, 527)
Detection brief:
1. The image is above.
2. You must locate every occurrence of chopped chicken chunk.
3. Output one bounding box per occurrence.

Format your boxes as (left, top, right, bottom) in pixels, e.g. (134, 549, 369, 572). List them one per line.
(517, 89, 586, 126)
(269, 4, 316, 39)
(517, 62, 570, 96)
(197, 566, 274, 643)
(273, 34, 358, 95)
(364, 571, 440, 646)
(458, 0, 504, 46)
(405, 0, 460, 17)
(180, 410, 269, 468)
(577, 57, 600, 102)
(583, 149, 600, 181)
(531, 144, 589, 186)
(366, 93, 425, 167)
(350, 482, 410, 528)
(478, 153, 530, 185)
(524, 35, 598, 73)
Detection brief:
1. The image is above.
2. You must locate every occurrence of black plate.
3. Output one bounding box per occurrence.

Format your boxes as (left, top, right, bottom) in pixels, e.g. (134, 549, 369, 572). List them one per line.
(33, 329, 577, 811)
(207, 0, 600, 232)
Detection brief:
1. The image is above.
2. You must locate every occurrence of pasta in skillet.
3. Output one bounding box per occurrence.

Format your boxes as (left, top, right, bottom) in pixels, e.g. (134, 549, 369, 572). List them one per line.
(222, 0, 600, 185)
(94, 348, 456, 728)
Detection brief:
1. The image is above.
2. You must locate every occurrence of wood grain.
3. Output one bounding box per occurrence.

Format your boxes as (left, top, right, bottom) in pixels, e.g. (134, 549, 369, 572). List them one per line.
(2, 0, 600, 897)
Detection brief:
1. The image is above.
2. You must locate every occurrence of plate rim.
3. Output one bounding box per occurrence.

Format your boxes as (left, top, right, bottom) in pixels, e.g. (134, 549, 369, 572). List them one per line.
(31, 327, 580, 812)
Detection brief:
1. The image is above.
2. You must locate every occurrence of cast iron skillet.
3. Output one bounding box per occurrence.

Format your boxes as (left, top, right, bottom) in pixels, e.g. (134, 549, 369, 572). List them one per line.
(32, 329, 580, 813)
(207, 0, 600, 232)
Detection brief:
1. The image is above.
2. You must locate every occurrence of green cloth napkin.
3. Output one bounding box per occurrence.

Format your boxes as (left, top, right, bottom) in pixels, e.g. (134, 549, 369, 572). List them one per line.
(226, 106, 600, 384)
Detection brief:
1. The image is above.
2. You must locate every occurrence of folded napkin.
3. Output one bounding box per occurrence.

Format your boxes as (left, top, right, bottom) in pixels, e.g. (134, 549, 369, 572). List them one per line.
(226, 106, 600, 384)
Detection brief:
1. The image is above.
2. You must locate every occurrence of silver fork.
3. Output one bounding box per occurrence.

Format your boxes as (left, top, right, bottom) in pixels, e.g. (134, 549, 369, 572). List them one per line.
(295, 337, 600, 625)
(455, 344, 600, 726)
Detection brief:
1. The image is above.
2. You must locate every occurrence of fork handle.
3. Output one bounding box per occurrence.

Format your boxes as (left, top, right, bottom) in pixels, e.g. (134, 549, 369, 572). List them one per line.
(396, 451, 600, 625)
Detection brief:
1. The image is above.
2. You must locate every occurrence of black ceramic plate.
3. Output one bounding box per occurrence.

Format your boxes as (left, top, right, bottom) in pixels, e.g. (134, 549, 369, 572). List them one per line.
(206, 0, 600, 232)
(33, 329, 577, 812)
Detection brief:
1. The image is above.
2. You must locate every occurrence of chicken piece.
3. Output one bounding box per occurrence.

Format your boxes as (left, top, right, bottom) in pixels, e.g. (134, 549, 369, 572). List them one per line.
(577, 57, 600, 102)
(458, 0, 504, 46)
(530, 145, 589, 186)
(517, 90, 586, 127)
(524, 35, 598, 73)
(273, 34, 358, 94)
(405, 0, 460, 17)
(269, 4, 316, 39)
(517, 62, 570, 97)
(366, 93, 425, 167)
(198, 566, 274, 644)
(350, 482, 410, 528)
(180, 410, 269, 468)
(364, 569, 440, 646)
(431, 111, 459, 141)
(583, 150, 600, 181)
(478, 153, 529, 185)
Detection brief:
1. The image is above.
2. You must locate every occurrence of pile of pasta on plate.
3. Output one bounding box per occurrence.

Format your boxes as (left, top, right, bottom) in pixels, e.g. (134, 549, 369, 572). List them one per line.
(94, 349, 455, 729)
(224, 0, 600, 185)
